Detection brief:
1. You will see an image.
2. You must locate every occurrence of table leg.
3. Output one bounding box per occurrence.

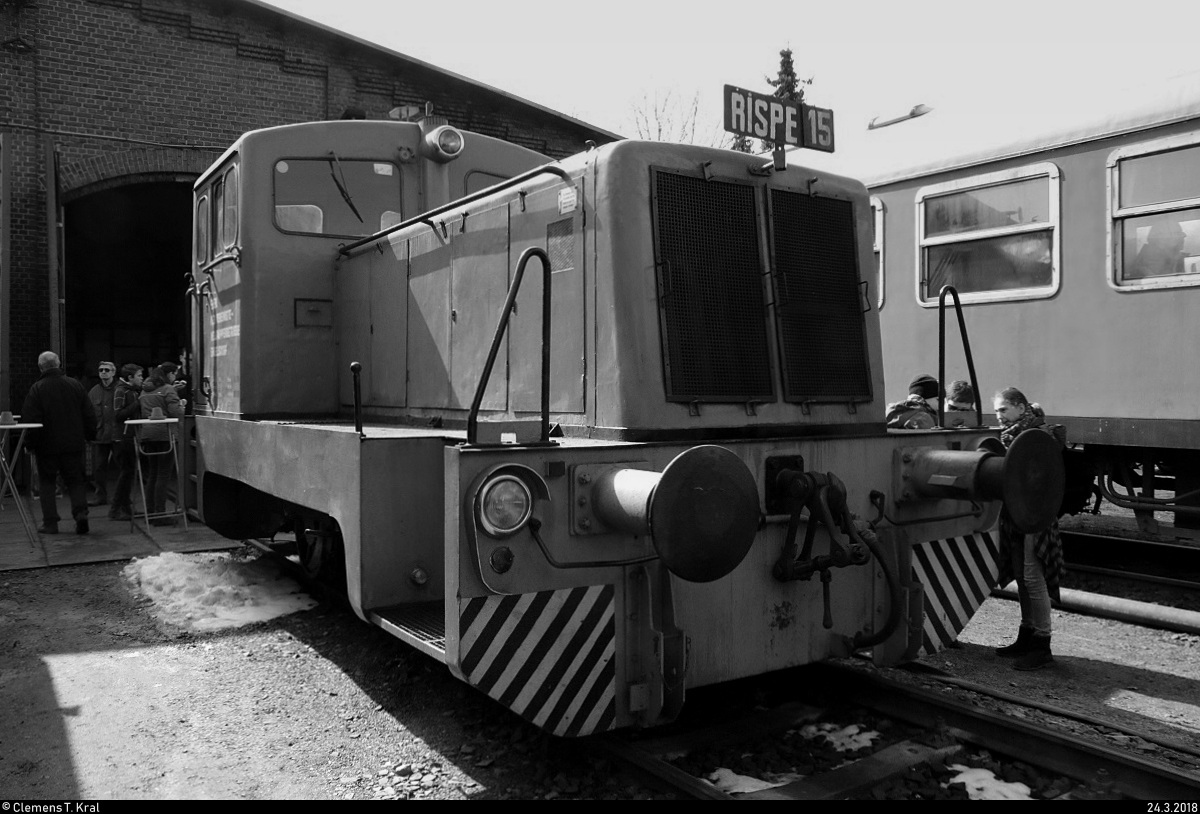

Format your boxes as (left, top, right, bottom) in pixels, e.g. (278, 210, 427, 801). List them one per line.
(0, 432, 39, 547)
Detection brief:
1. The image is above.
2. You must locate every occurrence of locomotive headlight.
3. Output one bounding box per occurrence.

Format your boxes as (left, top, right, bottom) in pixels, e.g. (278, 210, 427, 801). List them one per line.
(477, 474, 533, 537)
(422, 125, 465, 163)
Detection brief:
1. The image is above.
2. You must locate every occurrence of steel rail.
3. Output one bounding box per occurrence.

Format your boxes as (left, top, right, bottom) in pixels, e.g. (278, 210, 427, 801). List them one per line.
(597, 661, 1200, 800)
(815, 662, 1200, 799)
(1068, 562, 1200, 591)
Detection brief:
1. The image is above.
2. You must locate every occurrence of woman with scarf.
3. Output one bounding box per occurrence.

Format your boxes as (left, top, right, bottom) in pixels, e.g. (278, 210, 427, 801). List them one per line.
(992, 386, 1066, 671)
(138, 363, 185, 525)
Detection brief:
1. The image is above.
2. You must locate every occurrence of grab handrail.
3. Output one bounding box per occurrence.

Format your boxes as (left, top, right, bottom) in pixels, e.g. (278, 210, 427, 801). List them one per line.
(937, 285, 983, 428)
(337, 165, 573, 256)
(466, 247, 553, 446)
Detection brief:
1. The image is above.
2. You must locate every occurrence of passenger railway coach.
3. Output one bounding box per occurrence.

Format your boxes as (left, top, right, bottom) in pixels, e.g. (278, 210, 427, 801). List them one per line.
(865, 74, 1200, 540)
(186, 117, 1063, 736)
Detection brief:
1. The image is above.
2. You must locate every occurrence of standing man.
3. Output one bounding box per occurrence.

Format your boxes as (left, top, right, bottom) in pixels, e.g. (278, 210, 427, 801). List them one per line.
(21, 351, 96, 535)
(87, 360, 119, 507)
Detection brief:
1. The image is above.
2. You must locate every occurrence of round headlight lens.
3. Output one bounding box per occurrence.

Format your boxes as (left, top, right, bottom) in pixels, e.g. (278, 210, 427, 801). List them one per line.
(436, 127, 464, 157)
(478, 475, 532, 537)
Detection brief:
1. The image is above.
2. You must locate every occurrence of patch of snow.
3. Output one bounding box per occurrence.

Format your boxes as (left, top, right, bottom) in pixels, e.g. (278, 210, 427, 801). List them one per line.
(122, 551, 317, 632)
(944, 764, 1033, 800)
(797, 722, 880, 751)
(704, 767, 795, 794)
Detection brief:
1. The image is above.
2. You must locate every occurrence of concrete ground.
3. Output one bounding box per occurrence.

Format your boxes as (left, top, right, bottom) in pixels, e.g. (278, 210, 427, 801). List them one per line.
(0, 479, 240, 572)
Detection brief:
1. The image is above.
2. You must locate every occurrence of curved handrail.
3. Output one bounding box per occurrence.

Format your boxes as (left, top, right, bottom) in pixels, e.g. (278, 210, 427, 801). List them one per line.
(937, 285, 983, 428)
(467, 247, 553, 445)
(338, 165, 573, 256)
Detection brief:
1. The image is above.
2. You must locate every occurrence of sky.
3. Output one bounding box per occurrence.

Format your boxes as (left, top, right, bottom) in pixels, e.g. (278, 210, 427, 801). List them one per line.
(257, 0, 1200, 172)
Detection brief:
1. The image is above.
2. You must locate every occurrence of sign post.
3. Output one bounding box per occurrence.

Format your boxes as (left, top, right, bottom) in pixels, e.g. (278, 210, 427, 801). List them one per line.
(722, 84, 835, 158)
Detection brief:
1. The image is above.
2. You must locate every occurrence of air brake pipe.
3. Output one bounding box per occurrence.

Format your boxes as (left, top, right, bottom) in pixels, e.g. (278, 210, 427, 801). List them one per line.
(850, 520, 902, 649)
(1097, 475, 1200, 516)
(993, 584, 1200, 636)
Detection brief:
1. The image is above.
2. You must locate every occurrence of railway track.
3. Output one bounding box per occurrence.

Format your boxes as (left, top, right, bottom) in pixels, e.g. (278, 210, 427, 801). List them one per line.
(254, 529, 1200, 800)
(1062, 530, 1200, 592)
(593, 661, 1200, 800)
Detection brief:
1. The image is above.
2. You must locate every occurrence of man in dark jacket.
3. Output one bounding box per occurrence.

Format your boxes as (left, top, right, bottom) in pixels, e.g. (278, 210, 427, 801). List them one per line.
(87, 360, 118, 506)
(21, 351, 96, 535)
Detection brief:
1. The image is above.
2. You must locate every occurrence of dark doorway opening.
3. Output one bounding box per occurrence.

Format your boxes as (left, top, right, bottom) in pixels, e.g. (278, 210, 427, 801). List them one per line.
(64, 182, 192, 388)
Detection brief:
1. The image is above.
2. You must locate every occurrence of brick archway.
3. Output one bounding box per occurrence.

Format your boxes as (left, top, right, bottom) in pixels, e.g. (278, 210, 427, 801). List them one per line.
(59, 146, 220, 203)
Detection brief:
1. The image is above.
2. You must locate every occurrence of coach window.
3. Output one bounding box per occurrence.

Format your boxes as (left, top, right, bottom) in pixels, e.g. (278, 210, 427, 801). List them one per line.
(915, 163, 1060, 306)
(1109, 134, 1200, 291)
(194, 195, 209, 267)
(871, 196, 885, 310)
(273, 158, 402, 238)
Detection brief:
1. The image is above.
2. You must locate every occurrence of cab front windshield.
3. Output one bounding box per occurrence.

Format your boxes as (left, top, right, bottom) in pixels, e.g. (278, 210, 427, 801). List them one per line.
(274, 157, 402, 237)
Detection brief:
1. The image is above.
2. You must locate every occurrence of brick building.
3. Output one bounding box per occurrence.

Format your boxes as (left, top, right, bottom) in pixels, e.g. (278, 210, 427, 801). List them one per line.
(0, 0, 618, 407)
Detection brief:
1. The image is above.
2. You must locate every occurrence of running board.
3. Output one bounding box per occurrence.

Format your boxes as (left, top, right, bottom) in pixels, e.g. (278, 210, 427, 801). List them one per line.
(369, 602, 447, 662)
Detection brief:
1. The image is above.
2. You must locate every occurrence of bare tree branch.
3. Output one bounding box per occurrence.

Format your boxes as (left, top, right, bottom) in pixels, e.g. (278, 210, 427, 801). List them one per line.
(629, 88, 727, 147)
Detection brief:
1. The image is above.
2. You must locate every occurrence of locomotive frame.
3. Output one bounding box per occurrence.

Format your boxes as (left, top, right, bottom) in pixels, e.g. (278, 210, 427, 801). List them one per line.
(185, 117, 1061, 736)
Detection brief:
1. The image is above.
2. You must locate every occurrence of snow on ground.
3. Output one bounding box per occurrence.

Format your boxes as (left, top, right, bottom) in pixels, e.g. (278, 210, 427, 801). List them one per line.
(702, 723, 1033, 798)
(122, 550, 317, 632)
(945, 764, 1034, 800)
(798, 722, 880, 751)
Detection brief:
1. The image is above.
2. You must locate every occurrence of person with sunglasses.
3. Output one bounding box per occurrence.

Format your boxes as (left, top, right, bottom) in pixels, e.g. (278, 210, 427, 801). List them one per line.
(86, 361, 120, 507)
(944, 379, 976, 428)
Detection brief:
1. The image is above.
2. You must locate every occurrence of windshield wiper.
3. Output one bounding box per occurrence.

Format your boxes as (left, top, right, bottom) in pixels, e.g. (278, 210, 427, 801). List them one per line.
(328, 152, 364, 223)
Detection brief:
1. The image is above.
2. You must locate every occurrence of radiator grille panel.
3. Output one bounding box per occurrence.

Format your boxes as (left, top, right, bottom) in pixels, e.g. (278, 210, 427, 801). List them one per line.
(652, 170, 773, 402)
(770, 190, 872, 402)
(547, 218, 574, 270)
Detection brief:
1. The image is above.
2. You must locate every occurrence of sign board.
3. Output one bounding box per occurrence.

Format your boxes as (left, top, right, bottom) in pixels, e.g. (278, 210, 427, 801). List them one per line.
(722, 85, 835, 153)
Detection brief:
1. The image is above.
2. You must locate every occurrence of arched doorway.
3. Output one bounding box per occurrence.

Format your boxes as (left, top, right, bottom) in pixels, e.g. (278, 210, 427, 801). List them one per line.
(63, 181, 193, 386)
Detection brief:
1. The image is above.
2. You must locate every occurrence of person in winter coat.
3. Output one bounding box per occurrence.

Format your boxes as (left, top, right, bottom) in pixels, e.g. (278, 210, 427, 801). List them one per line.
(108, 364, 145, 521)
(87, 361, 119, 506)
(885, 373, 940, 429)
(991, 386, 1066, 671)
(20, 351, 96, 535)
(138, 362, 185, 525)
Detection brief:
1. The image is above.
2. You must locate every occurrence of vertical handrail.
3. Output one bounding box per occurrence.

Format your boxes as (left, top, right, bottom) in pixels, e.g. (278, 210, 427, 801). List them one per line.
(350, 362, 364, 439)
(937, 285, 983, 428)
(467, 247, 552, 445)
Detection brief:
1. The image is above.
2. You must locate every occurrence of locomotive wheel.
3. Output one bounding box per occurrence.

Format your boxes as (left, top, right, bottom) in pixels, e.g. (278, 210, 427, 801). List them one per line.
(295, 514, 344, 583)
